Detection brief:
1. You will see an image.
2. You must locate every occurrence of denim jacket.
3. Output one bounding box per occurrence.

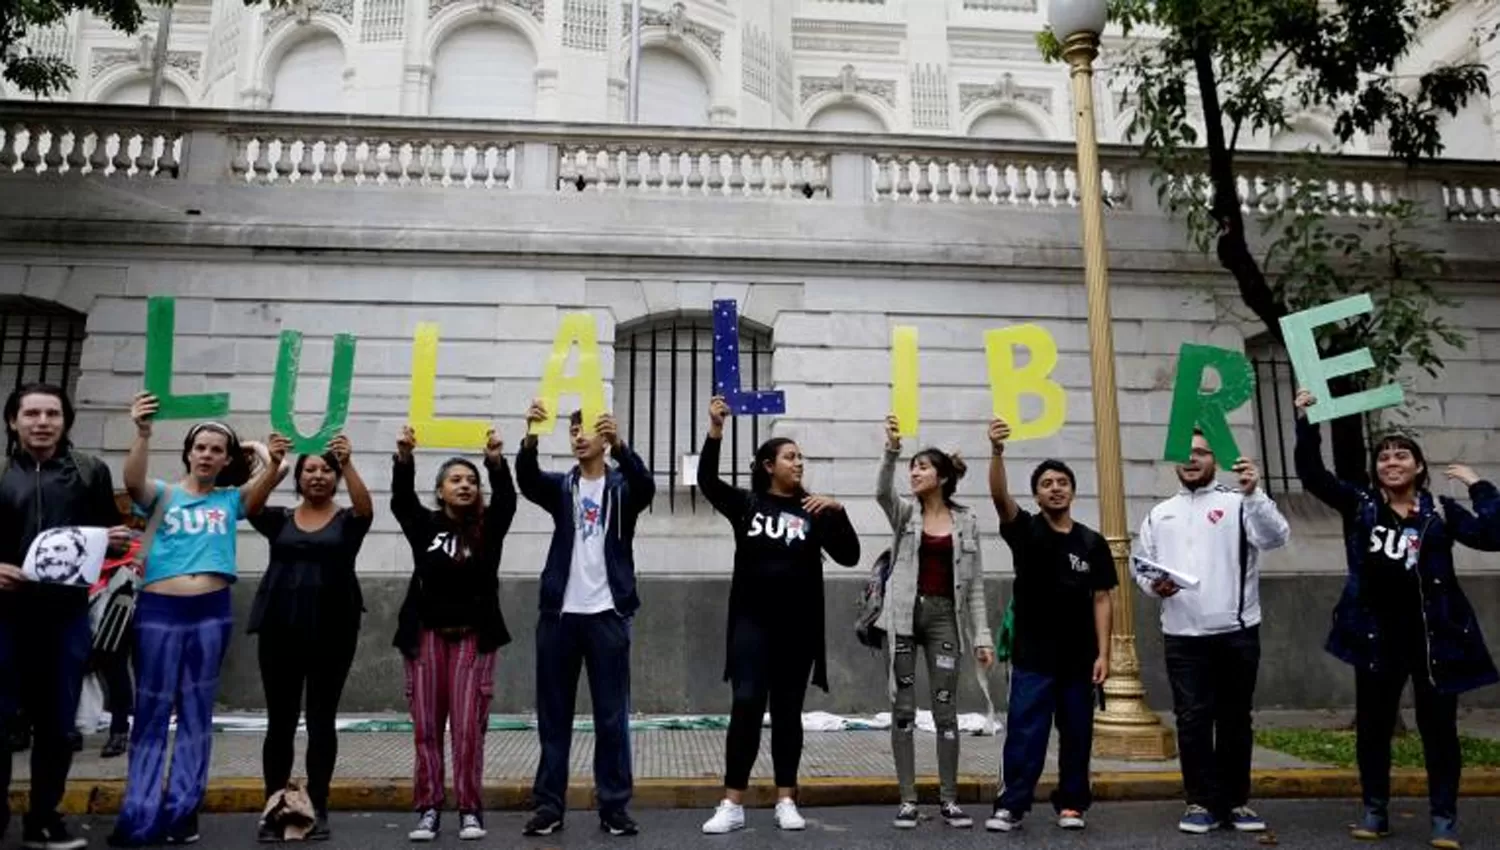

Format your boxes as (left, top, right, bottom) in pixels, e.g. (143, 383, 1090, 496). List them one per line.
(1295, 419, 1500, 694)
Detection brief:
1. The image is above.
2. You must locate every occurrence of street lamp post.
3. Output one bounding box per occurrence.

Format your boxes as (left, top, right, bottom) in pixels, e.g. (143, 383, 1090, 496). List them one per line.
(1046, 0, 1176, 760)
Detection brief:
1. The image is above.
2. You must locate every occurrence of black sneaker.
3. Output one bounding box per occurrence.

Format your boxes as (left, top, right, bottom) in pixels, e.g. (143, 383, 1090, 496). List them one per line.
(522, 811, 564, 836)
(408, 809, 440, 842)
(102, 733, 129, 759)
(941, 802, 973, 829)
(164, 814, 200, 845)
(458, 812, 486, 841)
(22, 819, 87, 850)
(307, 811, 331, 841)
(893, 802, 919, 829)
(256, 819, 279, 843)
(599, 810, 638, 837)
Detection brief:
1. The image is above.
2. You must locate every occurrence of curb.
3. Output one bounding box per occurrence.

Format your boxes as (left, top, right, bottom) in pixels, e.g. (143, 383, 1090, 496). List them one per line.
(16, 768, 1500, 815)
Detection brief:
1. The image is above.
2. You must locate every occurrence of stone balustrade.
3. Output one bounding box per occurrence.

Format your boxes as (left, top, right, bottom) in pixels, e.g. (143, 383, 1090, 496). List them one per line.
(6, 102, 1500, 222)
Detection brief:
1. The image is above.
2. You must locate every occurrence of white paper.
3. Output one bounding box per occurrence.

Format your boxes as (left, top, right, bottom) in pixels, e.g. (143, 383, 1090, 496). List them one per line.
(681, 454, 700, 487)
(23, 526, 107, 587)
(1132, 554, 1201, 589)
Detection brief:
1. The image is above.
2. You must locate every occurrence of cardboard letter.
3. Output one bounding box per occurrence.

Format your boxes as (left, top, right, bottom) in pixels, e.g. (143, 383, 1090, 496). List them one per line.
(712, 299, 786, 416)
(984, 324, 1066, 441)
(270, 331, 357, 455)
(408, 323, 489, 449)
(891, 326, 919, 437)
(1278, 294, 1405, 424)
(530, 312, 607, 436)
(1163, 343, 1256, 463)
(142, 297, 230, 420)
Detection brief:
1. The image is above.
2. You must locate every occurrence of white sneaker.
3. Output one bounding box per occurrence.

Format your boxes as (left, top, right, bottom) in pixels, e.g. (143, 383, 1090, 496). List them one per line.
(774, 798, 806, 831)
(701, 800, 745, 835)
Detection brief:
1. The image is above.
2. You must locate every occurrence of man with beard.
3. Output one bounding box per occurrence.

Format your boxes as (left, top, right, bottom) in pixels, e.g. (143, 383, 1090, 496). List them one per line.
(31, 527, 91, 585)
(984, 418, 1115, 834)
(0, 383, 129, 849)
(1134, 429, 1289, 835)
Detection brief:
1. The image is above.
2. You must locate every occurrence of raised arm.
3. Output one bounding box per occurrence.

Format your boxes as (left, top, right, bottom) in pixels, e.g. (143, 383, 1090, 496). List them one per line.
(1293, 389, 1360, 516)
(329, 435, 374, 518)
(987, 418, 1019, 524)
(240, 434, 291, 517)
(697, 397, 750, 519)
(516, 399, 566, 514)
(1233, 457, 1291, 552)
(124, 392, 158, 508)
(597, 412, 656, 517)
(390, 425, 428, 542)
(482, 428, 517, 544)
(875, 414, 912, 532)
(1441, 466, 1500, 552)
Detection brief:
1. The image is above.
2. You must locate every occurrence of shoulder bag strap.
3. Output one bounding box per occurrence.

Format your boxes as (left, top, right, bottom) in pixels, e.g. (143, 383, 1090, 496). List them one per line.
(131, 484, 174, 571)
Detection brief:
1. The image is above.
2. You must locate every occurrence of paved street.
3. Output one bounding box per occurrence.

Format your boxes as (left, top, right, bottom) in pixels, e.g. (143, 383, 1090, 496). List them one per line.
(50, 801, 1500, 850)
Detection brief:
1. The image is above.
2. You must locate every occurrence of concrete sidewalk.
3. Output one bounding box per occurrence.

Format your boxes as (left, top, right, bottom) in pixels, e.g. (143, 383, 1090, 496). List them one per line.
(14, 710, 1500, 814)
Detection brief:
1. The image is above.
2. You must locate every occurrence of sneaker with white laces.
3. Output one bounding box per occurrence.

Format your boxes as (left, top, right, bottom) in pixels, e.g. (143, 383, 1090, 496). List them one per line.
(1230, 806, 1266, 833)
(701, 800, 745, 835)
(1178, 805, 1220, 835)
(892, 803, 919, 829)
(940, 802, 973, 829)
(1058, 809, 1087, 830)
(458, 812, 486, 841)
(774, 798, 806, 831)
(985, 807, 1022, 832)
(409, 809, 440, 842)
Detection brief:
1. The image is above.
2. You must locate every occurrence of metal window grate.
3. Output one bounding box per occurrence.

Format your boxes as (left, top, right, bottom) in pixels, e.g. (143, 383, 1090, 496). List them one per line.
(0, 297, 86, 397)
(1250, 348, 1300, 495)
(615, 315, 772, 513)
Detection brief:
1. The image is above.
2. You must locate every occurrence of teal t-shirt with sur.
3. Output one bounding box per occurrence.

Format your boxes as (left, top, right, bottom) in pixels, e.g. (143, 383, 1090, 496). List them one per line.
(136, 480, 245, 586)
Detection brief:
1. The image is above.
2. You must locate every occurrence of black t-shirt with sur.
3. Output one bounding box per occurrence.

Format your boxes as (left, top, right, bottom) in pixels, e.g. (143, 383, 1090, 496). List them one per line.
(1364, 503, 1427, 664)
(1000, 507, 1118, 679)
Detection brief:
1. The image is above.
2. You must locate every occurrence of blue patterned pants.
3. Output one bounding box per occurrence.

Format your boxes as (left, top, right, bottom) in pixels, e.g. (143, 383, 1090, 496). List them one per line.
(111, 589, 233, 844)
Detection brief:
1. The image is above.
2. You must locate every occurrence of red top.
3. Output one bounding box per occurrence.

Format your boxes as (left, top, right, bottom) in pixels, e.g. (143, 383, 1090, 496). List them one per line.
(917, 532, 955, 599)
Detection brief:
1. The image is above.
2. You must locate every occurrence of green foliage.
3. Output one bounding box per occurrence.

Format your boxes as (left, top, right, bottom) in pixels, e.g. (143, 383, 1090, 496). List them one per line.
(1256, 727, 1500, 769)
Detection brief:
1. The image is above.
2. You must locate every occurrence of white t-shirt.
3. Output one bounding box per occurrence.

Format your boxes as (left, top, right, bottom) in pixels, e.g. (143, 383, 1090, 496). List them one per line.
(562, 474, 615, 614)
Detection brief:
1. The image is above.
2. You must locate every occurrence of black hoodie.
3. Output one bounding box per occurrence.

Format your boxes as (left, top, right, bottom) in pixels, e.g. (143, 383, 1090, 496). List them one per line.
(0, 448, 119, 616)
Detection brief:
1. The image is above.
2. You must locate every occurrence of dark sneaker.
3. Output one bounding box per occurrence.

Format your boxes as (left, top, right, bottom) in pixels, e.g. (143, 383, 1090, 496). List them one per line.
(22, 819, 87, 850)
(599, 810, 638, 837)
(1231, 806, 1266, 833)
(408, 809, 440, 842)
(256, 819, 279, 843)
(307, 812, 331, 841)
(1179, 805, 1220, 834)
(1431, 815, 1459, 850)
(101, 733, 129, 759)
(164, 814, 200, 845)
(985, 806, 1022, 832)
(1351, 806, 1391, 840)
(458, 812, 486, 841)
(893, 803, 918, 829)
(522, 811, 563, 837)
(940, 802, 972, 829)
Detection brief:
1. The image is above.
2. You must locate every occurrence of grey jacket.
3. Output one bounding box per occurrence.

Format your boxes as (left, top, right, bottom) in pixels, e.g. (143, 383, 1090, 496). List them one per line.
(875, 448, 995, 706)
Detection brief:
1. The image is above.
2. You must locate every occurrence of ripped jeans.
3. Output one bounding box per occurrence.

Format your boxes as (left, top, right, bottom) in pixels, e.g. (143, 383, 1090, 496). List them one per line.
(891, 595, 962, 804)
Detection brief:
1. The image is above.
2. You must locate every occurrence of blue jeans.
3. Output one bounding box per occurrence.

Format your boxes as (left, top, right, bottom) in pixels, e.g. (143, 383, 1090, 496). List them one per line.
(532, 612, 633, 818)
(0, 605, 91, 834)
(998, 665, 1095, 816)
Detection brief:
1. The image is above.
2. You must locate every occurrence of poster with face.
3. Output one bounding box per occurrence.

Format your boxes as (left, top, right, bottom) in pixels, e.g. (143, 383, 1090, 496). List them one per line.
(23, 526, 107, 587)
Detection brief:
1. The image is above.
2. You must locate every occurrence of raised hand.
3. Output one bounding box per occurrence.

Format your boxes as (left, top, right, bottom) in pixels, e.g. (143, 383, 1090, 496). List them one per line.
(1446, 464, 1481, 486)
(596, 413, 621, 448)
(884, 413, 901, 453)
(328, 435, 353, 465)
(266, 433, 291, 468)
(396, 425, 417, 461)
(1232, 457, 1260, 494)
(525, 399, 548, 428)
(708, 396, 730, 438)
(484, 428, 505, 465)
(130, 392, 159, 436)
(1293, 388, 1315, 419)
(988, 417, 1011, 453)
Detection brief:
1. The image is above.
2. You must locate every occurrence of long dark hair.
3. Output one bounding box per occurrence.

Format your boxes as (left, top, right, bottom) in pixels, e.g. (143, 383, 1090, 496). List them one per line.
(1370, 432, 1430, 493)
(751, 437, 806, 498)
(293, 451, 344, 498)
(3, 383, 75, 458)
(181, 421, 253, 487)
(435, 457, 485, 561)
(911, 447, 967, 505)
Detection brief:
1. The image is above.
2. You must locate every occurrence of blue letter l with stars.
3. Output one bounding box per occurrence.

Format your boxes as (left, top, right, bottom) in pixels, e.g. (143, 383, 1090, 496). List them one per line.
(712, 299, 786, 415)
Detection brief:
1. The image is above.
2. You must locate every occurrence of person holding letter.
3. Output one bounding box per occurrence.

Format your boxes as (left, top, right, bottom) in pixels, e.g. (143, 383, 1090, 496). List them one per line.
(109, 394, 285, 847)
(698, 397, 861, 835)
(0, 383, 129, 850)
(875, 414, 994, 830)
(518, 401, 654, 839)
(248, 436, 374, 842)
(985, 418, 1113, 833)
(1294, 389, 1499, 850)
(1134, 430, 1290, 834)
(390, 425, 514, 843)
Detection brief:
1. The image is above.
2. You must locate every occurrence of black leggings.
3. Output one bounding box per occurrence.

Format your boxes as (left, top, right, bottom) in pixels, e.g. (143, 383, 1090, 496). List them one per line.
(257, 621, 359, 811)
(723, 617, 813, 791)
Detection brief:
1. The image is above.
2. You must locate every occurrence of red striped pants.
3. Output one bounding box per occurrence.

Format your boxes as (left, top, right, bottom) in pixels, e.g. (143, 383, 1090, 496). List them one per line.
(404, 630, 496, 811)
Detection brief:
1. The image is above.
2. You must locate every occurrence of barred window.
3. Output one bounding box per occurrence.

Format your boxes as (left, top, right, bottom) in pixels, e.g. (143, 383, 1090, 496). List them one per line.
(0, 297, 86, 396)
(614, 314, 773, 512)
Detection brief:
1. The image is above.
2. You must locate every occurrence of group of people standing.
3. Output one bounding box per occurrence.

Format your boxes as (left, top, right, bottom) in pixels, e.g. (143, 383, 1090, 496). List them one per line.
(0, 380, 1495, 850)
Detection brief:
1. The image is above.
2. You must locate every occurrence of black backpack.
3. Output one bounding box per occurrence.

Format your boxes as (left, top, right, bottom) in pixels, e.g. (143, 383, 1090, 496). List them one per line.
(854, 548, 894, 649)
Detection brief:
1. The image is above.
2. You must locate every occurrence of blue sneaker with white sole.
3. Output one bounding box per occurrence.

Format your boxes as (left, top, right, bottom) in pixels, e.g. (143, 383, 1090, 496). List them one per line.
(1178, 805, 1220, 834)
(1230, 806, 1267, 832)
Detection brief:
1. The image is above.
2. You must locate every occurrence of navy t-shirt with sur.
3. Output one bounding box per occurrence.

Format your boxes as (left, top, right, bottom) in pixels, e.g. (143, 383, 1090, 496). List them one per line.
(1000, 508, 1118, 680)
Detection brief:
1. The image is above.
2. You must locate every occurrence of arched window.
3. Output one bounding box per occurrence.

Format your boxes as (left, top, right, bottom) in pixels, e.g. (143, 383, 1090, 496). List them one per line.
(430, 22, 538, 118)
(968, 109, 1047, 140)
(0, 297, 87, 395)
(614, 315, 773, 512)
(807, 103, 886, 133)
(101, 79, 190, 106)
(270, 33, 346, 111)
(637, 47, 710, 126)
